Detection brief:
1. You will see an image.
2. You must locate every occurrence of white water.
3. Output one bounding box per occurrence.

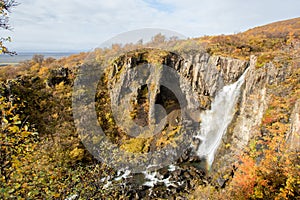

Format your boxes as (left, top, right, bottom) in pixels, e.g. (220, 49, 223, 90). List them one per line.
(143, 171, 175, 188)
(196, 69, 249, 166)
(114, 170, 131, 181)
(142, 165, 178, 188)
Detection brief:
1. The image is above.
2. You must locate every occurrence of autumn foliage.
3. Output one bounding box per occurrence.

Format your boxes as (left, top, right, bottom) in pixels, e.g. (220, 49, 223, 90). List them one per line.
(0, 17, 300, 199)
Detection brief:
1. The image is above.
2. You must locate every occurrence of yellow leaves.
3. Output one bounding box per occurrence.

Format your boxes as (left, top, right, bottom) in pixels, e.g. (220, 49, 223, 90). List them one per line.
(11, 157, 21, 168)
(39, 100, 48, 108)
(0, 46, 8, 54)
(52, 113, 59, 119)
(21, 182, 28, 190)
(69, 147, 85, 161)
(2, 117, 9, 124)
(272, 156, 279, 162)
(53, 193, 61, 198)
(10, 115, 21, 123)
(254, 187, 264, 199)
(24, 124, 29, 131)
(21, 131, 31, 138)
(168, 126, 180, 138)
(0, 94, 42, 198)
(120, 137, 148, 153)
(55, 81, 65, 90)
(38, 67, 49, 77)
(271, 122, 288, 133)
(65, 92, 72, 98)
(30, 63, 41, 72)
(105, 112, 114, 125)
(13, 120, 21, 125)
(8, 125, 19, 133)
(14, 183, 21, 190)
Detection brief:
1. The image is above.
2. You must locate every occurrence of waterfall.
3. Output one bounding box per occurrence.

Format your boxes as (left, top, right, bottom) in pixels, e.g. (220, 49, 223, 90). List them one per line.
(196, 68, 249, 167)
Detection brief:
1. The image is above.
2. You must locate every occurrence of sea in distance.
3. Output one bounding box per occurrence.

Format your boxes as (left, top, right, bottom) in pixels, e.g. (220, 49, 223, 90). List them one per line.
(0, 52, 78, 66)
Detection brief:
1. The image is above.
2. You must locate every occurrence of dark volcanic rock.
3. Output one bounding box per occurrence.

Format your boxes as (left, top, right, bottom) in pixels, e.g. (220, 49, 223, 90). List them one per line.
(47, 67, 71, 87)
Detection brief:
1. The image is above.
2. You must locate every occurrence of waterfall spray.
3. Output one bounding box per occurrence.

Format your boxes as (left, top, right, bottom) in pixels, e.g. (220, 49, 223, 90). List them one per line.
(196, 68, 249, 167)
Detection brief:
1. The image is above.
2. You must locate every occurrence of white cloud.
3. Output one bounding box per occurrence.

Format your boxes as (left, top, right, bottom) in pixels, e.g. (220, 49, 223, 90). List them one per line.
(3, 0, 300, 51)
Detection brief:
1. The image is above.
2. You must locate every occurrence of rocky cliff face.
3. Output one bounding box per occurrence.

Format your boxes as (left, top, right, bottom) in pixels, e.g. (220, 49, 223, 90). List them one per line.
(98, 47, 299, 197)
(288, 99, 300, 151)
(178, 53, 248, 109)
(181, 52, 299, 176)
(105, 50, 251, 152)
(190, 54, 299, 183)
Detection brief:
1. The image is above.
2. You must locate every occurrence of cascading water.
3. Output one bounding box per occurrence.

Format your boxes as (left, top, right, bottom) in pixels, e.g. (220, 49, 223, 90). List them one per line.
(196, 68, 249, 167)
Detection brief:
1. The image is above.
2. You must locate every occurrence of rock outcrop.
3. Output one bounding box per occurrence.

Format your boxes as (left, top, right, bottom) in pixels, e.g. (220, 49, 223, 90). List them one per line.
(92, 47, 298, 198)
(287, 99, 300, 151)
(47, 67, 71, 87)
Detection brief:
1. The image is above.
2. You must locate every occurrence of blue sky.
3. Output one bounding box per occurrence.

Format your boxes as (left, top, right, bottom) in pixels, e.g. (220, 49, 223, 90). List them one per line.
(143, 0, 174, 13)
(1, 0, 300, 52)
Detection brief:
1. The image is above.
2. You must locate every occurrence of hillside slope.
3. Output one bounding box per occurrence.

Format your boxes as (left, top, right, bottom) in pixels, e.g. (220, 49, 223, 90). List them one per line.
(0, 18, 299, 199)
